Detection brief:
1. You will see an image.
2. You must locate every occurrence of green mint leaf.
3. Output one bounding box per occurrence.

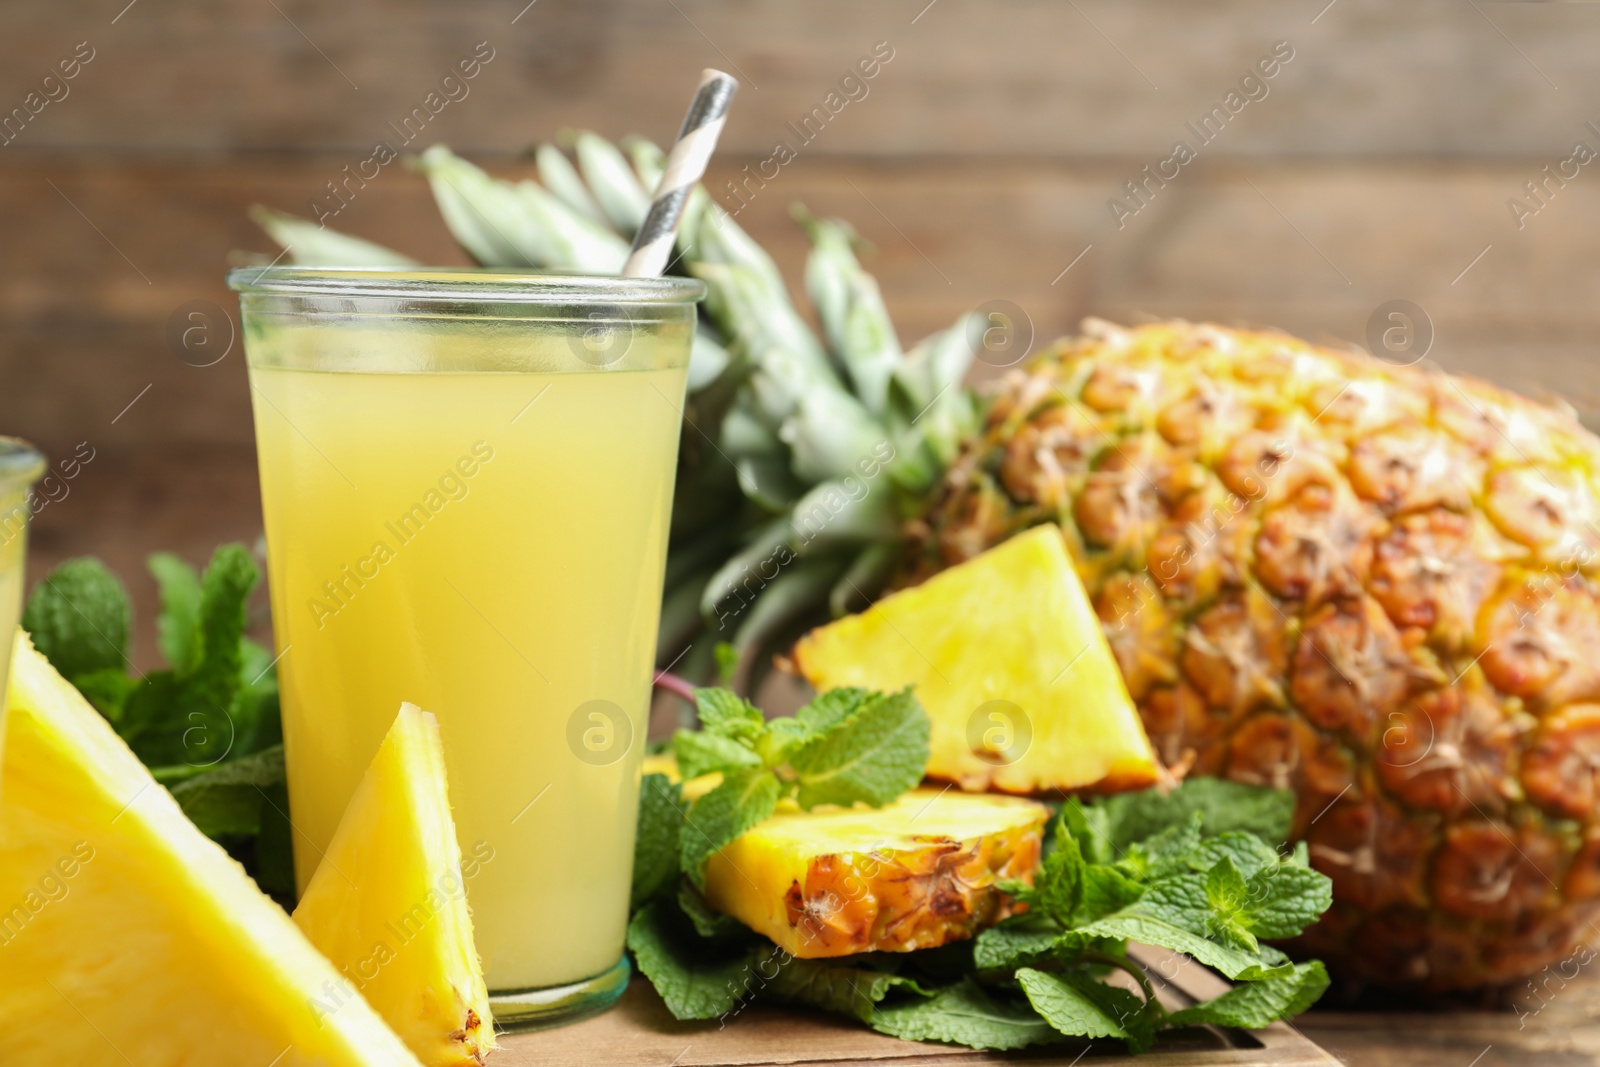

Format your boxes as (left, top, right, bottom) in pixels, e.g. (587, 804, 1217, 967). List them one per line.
(1164, 961, 1330, 1030)
(994, 876, 1038, 907)
(1098, 777, 1295, 852)
(1081, 912, 1292, 982)
(1204, 857, 1259, 952)
(121, 544, 258, 768)
(793, 686, 874, 736)
(760, 717, 812, 765)
(759, 687, 877, 766)
(763, 953, 932, 1022)
(973, 919, 1064, 971)
(1061, 797, 1115, 866)
(148, 551, 203, 675)
(789, 687, 930, 808)
(626, 899, 759, 1020)
(22, 558, 131, 681)
(1017, 968, 1152, 1051)
(1137, 811, 1206, 880)
(70, 667, 138, 724)
(1188, 831, 1284, 880)
(694, 687, 766, 742)
(231, 638, 282, 757)
(870, 977, 1059, 1051)
(674, 728, 763, 779)
(1111, 811, 1204, 885)
(1256, 943, 1295, 971)
(678, 881, 747, 940)
(1036, 832, 1085, 925)
(1081, 864, 1144, 920)
(680, 767, 782, 887)
(1242, 863, 1334, 940)
(195, 544, 257, 689)
(1205, 856, 1250, 914)
(630, 772, 684, 909)
(168, 744, 285, 839)
(118, 672, 178, 762)
(1133, 872, 1217, 938)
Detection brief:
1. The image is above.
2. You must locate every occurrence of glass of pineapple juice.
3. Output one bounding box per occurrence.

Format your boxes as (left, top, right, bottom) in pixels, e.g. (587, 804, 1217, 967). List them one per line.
(0, 438, 46, 772)
(228, 268, 704, 1028)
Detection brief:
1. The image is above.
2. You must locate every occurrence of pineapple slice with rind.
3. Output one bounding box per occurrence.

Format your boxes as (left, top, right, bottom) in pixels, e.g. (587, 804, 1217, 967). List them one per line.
(795, 524, 1159, 794)
(0, 634, 422, 1067)
(293, 703, 493, 1067)
(703, 788, 1048, 958)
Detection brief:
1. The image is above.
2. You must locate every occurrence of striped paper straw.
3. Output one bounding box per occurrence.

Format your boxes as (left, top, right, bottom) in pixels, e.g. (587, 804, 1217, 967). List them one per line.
(622, 68, 739, 278)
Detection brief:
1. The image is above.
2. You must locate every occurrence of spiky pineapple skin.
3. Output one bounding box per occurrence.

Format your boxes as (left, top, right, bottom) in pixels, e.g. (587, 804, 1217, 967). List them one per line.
(914, 319, 1600, 991)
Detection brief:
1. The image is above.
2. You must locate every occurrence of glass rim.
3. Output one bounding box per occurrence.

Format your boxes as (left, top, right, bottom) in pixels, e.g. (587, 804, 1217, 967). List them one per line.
(0, 437, 45, 489)
(226, 266, 706, 305)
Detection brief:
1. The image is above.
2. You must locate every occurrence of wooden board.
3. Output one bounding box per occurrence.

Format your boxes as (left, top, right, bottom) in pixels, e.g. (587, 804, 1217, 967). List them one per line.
(494, 947, 1333, 1066)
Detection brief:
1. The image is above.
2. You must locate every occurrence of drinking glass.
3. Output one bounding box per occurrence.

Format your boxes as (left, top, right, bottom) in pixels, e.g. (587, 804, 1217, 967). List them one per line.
(0, 438, 46, 767)
(229, 267, 703, 1027)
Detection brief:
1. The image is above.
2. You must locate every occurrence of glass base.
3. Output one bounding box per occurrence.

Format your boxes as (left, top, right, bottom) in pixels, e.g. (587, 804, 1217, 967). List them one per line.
(489, 955, 631, 1032)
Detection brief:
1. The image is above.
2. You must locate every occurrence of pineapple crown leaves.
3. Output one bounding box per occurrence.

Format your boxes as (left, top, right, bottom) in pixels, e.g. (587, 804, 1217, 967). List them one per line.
(656, 685, 931, 888)
(248, 134, 986, 677)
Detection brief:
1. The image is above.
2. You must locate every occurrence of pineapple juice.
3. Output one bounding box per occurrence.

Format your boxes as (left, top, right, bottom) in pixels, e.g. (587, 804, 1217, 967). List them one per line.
(0, 440, 45, 760)
(232, 268, 704, 1020)
(251, 350, 686, 992)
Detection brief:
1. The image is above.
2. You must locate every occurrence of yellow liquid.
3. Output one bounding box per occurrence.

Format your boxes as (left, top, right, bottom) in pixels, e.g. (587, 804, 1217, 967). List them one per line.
(251, 361, 685, 991)
(0, 487, 31, 766)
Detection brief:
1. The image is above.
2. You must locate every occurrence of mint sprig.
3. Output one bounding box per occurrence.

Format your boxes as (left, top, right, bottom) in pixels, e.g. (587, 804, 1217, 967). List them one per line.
(22, 558, 132, 682)
(630, 773, 685, 910)
(964, 790, 1332, 1048)
(671, 685, 931, 886)
(22, 544, 292, 900)
(627, 768, 1334, 1053)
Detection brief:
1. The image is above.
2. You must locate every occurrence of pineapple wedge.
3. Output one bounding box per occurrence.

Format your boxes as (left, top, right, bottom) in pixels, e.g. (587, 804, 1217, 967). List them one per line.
(641, 750, 718, 798)
(0, 634, 422, 1067)
(294, 703, 493, 1067)
(703, 788, 1048, 958)
(795, 524, 1159, 794)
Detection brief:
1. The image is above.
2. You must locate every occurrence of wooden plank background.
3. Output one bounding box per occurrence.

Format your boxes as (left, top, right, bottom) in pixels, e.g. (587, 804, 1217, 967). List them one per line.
(3, 0, 1600, 654)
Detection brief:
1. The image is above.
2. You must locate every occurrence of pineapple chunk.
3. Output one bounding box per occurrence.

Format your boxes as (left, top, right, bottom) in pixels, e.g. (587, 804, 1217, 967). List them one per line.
(294, 704, 493, 1067)
(703, 788, 1048, 958)
(0, 634, 422, 1067)
(641, 750, 718, 798)
(795, 524, 1159, 794)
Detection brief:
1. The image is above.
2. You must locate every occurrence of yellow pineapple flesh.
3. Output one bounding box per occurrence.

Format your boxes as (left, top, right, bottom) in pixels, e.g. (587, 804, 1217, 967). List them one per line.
(293, 703, 493, 1067)
(914, 318, 1600, 990)
(795, 524, 1160, 794)
(641, 750, 720, 799)
(703, 788, 1047, 958)
(0, 634, 422, 1067)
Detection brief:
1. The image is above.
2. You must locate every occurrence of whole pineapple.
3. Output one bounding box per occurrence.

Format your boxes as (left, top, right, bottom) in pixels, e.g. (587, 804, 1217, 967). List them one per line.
(915, 318, 1600, 991)
(253, 139, 1600, 990)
